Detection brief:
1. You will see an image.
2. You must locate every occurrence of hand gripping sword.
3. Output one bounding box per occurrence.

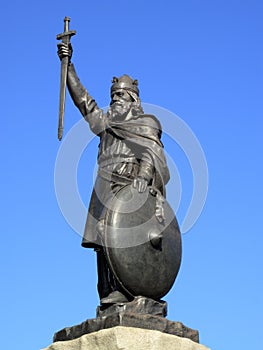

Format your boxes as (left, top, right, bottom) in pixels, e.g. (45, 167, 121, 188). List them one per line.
(56, 17, 76, 141)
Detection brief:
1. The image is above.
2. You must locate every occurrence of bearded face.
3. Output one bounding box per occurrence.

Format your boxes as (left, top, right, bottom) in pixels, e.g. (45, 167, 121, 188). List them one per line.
(108, 89, 142, 120)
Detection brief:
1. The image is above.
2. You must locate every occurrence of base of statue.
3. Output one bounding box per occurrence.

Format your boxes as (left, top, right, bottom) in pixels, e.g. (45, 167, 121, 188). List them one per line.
(44, 326, 210, 350)
(53, 297, 199, 343)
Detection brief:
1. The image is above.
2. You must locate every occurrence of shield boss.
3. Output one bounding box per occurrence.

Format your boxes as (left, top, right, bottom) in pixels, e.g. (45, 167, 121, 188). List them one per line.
(104, 185, 182, 299)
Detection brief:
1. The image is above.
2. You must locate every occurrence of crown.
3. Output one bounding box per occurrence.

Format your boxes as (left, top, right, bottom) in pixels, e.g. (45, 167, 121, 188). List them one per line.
(111, 74, 139, 96)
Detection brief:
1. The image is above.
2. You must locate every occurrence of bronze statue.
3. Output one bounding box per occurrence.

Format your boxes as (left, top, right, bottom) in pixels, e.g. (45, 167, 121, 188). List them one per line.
(57, 20, 182, 307)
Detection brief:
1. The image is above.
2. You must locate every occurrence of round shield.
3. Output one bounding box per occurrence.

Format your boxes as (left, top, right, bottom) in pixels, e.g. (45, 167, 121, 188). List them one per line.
(104, 185, 182, 300)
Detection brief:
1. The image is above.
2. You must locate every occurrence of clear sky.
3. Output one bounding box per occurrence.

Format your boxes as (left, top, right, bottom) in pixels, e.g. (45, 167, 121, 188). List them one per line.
(1, 1, 262, 349)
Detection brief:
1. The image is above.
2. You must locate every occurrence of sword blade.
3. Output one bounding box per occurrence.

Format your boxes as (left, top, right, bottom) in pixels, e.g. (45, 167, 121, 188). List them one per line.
(58, 55, 68, 141)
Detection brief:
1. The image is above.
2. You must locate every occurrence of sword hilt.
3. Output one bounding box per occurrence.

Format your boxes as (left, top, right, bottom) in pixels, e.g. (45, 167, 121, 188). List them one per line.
(64, 16, 70, 32)
(56, 16, 76, 42)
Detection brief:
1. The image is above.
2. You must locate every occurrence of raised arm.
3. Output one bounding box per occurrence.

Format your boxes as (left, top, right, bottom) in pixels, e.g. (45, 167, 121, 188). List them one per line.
(57, 42, 106, 135)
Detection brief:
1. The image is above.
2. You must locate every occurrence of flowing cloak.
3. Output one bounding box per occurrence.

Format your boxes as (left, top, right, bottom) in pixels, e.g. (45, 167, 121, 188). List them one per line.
(82, 112, 170, 248)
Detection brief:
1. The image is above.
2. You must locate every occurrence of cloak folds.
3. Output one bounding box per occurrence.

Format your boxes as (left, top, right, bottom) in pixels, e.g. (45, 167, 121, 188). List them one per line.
(108, 113, 170, 190)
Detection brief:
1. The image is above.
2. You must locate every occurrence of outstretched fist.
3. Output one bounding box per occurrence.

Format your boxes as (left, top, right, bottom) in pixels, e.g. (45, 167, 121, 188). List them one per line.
(57, 42, 73, 61)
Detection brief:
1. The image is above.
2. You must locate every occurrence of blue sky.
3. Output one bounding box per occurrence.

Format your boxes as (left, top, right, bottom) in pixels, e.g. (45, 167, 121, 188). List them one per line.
(1, 1, 262, 349)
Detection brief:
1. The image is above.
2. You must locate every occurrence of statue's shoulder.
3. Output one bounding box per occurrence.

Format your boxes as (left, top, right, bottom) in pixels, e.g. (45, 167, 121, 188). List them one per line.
(138, 113, 162, 131)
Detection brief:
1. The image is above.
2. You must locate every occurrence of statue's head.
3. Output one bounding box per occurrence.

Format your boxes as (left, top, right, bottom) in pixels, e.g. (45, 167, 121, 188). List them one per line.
(110, 74, 139, 105)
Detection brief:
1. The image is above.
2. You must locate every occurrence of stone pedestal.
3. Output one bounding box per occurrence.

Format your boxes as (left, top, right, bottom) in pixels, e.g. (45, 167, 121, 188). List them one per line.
(53, 297, 199, 343)
(43, 326, 210, 350)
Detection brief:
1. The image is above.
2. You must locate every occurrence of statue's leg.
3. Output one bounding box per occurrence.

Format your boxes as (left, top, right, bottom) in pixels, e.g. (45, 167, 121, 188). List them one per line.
(95, 237, 130, 304)
(95, 247, 112, 299)
(97, 248, 130, 304)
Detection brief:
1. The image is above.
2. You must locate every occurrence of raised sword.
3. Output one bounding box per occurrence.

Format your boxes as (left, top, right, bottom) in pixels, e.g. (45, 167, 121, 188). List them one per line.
(56, 17, 76, 141)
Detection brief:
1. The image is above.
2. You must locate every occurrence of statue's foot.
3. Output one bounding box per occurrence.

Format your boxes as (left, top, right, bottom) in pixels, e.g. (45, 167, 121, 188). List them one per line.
(100, 291, 129, 305)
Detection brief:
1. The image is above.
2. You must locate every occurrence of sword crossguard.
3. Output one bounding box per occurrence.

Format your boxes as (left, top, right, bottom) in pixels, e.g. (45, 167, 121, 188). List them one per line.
(56, 16, 76, 42)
